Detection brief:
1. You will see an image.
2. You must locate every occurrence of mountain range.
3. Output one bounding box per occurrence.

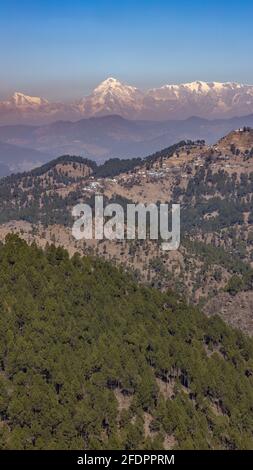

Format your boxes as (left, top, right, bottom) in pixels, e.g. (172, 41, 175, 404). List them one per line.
(2, 113, 253, 175)
(2, 77, 253, 175)
(2, 77, 253, 124)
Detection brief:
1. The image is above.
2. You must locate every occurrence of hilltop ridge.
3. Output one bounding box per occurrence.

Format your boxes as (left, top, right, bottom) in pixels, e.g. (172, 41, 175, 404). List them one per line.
(215, 127, 253, 154)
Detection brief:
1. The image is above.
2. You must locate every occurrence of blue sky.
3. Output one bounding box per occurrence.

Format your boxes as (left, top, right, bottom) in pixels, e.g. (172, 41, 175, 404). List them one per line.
(0, 0, 252, 100)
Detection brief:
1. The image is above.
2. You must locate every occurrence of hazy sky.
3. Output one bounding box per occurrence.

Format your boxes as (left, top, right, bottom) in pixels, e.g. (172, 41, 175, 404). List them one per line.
(0, 0, 252, 100)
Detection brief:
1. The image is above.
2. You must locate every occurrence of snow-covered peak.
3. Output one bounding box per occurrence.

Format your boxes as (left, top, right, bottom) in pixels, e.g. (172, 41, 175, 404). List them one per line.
(160, 80, 211, 93)
(181, 81, 239, 93)
(1, 78, 253, 123)
(94, 77, 123, 91)
(150, 80, 245, 96)
(92, 77, 141, 97)
(183, 81, 214, 93)
(184, 81, 244, 93)
(78, 77, 143, 116)
(11, 92, 49, 107)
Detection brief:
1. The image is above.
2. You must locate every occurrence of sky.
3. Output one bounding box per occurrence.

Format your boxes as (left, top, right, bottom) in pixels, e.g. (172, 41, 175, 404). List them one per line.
(0, 0, 252, 100)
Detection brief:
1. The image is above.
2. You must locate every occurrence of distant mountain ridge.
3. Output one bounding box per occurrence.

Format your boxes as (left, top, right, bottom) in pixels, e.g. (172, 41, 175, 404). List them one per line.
(1, 113, 253, 175)
(2, 77, 253, 124)
(0, 140, 50, 175)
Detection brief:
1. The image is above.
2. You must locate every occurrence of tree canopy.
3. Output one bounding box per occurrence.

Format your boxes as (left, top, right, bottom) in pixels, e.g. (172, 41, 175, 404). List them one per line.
(0, 236, 253, 449)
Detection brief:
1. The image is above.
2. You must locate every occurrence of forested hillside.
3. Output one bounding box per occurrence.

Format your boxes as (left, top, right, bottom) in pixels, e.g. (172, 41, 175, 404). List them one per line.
(0, 236, 253, 450)
(1, 133, 253, 334)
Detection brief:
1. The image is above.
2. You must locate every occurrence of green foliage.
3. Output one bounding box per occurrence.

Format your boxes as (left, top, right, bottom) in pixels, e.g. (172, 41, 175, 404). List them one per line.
(94, 158, 142, 178)
(145, 140, 199, 165)
(225, 270, 253, 295)
(225, 275, 244, 296)
(184, 239, 250, 276)
(0, 236, 253, 450)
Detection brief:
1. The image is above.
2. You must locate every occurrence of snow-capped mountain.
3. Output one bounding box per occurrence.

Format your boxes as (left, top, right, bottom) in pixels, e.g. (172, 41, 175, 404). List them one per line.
(1, 78, 253, 124)
(76, 78, 253, 119)
(0, 92, 77, 124)
(145, 80, 253, 119)
(77, 77, 143, 117)
(10, 92, 49, 107)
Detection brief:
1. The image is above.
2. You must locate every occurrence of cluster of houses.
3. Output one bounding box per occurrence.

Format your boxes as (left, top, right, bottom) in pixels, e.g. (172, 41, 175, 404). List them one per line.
(82, 176, 119, 194)
(80, 149, 209, 193)
(82, 179, 103, 193)
(80, 144, 241, 195)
